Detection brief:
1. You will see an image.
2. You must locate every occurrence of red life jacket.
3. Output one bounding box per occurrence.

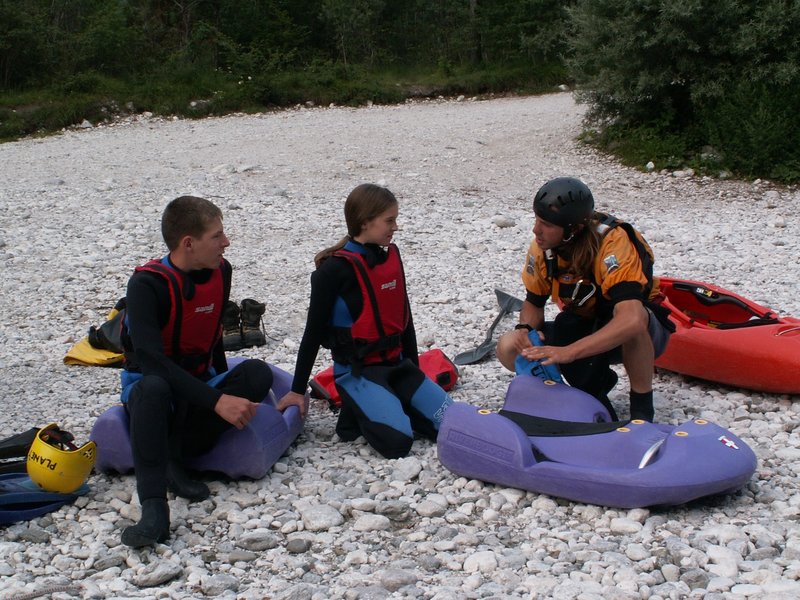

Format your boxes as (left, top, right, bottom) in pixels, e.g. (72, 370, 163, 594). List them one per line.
(333, 244, 409, 365)
(134, 259, 224, 377)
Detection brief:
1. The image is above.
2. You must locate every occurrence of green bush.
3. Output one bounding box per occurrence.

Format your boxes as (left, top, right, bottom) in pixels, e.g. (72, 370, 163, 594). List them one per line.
(59, 71, 118, 95)
(568, 0, 800, 182)
(701, 81, 800, 181)
(581, 124, 690, 172)
(0, 96, 106, 140)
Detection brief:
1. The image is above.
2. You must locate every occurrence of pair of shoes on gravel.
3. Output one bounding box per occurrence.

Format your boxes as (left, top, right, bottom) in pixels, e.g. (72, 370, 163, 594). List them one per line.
(222, 299, 267, 351)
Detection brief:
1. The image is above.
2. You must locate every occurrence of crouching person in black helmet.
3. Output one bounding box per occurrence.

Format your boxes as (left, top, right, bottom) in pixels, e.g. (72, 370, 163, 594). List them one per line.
(496, 177, 674, 422)
(119, 196, 275, 547)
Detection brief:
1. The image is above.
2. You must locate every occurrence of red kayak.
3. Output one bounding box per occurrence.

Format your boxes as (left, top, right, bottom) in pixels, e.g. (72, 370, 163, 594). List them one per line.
(655, 277, 800, 394)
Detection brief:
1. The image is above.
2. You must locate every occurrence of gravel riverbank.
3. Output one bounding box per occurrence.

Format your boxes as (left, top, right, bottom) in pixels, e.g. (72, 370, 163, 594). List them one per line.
(1, 93, 799, 599)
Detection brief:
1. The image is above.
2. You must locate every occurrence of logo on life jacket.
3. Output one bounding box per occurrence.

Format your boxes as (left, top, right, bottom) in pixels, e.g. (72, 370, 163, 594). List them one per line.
(381, 280, 397, 290)
(603, 254, 620, 273)
(526, 254, 536, 274)
(195, 303, 216, 313)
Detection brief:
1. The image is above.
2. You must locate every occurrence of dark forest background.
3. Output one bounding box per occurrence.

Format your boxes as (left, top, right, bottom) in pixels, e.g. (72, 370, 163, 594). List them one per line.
(1, 0, 798, 182)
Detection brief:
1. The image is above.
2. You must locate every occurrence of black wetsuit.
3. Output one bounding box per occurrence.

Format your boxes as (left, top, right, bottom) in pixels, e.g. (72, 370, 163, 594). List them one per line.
(123, 258, 272, 502)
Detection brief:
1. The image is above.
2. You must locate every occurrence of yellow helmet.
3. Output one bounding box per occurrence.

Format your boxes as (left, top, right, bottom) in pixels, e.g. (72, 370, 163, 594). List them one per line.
(27, 424, 96, 494)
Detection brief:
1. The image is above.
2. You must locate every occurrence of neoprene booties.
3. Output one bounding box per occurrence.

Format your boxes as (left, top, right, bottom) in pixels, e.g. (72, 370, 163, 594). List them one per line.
(121, 498, 170, 547)
(166, 461, 210, 501)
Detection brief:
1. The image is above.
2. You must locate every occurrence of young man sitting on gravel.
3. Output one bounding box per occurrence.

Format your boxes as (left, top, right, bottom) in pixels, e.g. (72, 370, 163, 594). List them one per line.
(118, 195, 286, 547)
(495, 177, 673, 421)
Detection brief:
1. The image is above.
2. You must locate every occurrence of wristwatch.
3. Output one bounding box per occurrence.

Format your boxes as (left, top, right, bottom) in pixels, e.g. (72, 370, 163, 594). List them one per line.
(514, 323, 533, 332)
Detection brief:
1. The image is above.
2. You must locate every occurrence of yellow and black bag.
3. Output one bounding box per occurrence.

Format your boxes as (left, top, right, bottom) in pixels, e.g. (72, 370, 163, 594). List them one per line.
(64, 298, 125, 367)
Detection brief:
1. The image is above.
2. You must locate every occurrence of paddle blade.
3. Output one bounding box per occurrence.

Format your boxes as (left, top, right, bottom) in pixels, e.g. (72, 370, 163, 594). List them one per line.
(495, 289, 523, 313)
(453, 341, 497, 366)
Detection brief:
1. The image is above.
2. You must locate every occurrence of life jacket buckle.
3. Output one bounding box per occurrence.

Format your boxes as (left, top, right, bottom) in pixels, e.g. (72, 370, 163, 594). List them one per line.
(571, 279, 597, 307)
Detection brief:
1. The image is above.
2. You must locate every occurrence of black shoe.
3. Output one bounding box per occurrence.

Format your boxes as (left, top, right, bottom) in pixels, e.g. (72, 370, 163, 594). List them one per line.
(222, 300, 244, 351)
(240, 298, 267, 347)
(121, 498, 170, 547)
(167, 461, 210, 501)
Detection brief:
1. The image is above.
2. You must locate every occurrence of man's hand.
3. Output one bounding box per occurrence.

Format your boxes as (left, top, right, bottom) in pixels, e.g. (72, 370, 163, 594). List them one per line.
(277, 391, 308, 419)
(511, 328, 533, 354)
(520, 343, 578, 366)
(512, 327, 545, 354)
(214, 393, 260, 429)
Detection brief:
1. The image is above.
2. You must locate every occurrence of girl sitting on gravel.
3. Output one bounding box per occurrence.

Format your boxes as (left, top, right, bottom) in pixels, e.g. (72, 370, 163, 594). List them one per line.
(277, 183, 453, 458)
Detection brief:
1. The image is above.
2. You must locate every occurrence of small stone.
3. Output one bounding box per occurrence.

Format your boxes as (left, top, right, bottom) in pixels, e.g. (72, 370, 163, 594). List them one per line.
(237, 530, 281, 551)
(763, 190, 780, 207)
(201, 573, 239, 595)
(353, 514, 391, 531)
(706, 545, 741, 579)
(681, 568, 711, 590)
(625, 544, 650, 561)
(286, 538, 312, 554)
(379, 568, 418, 592)
(93, 554, 126, 571)
(378, 500, 410, 521)
(18, 527, 51, 544)
(227, 550, 257, 563)
(463, 550, 498, 574)
(661, 564, 681, 582)
(351, 498, 377, 511)
(392, 457, 422, 481)
(730, 583, 764, 596)
(299, 504, 344, 531)
(610, 517, 642, 534)
(493, 216, 516, 228)
(134, 560, 183, 587)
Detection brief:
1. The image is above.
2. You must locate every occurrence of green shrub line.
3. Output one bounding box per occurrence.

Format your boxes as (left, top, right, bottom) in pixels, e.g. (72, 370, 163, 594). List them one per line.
(2, 63, 798, 184)
(0, 63, 566, 140)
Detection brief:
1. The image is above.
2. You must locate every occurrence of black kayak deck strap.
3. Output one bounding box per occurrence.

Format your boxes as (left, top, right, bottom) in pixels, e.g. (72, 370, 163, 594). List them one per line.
(498, 410, 630, 437)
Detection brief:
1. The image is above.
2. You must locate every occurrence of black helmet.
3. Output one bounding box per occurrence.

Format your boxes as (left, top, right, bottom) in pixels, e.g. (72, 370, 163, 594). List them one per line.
(533, 177, 594, 230)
